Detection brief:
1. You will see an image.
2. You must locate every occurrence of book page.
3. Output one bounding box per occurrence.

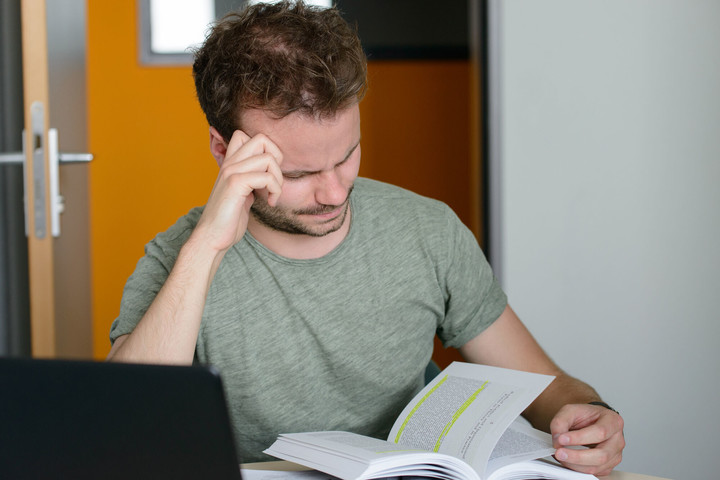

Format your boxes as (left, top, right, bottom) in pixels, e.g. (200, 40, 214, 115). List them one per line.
(387, 362, 554, 475)
(241, 469, 339, 480)
(486, 419, 555, 472)
(265, 431, 480, 480)
(486, 458, 598, 480)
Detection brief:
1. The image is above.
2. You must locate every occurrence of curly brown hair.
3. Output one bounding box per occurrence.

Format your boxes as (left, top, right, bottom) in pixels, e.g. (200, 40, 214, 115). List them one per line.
(192, 1, 368, 142)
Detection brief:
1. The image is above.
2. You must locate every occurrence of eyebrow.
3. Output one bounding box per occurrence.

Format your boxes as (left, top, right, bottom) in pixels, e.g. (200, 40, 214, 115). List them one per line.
(282, 139, 361, 178)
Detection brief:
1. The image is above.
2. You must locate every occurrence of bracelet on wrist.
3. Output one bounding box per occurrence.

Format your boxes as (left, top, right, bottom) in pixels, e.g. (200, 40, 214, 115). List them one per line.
(589, 401, 619, 414)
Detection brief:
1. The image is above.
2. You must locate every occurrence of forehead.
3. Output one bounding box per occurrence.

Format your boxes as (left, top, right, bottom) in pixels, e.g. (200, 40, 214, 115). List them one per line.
(239, 105, 361, 169)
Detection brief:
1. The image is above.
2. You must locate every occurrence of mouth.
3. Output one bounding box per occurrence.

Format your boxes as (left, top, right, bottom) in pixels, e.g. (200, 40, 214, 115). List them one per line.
(300, 202, 347, 222)
(296, 193, 352, 219)
(313, 208, 343, 221)
(293, 185, 354, 223)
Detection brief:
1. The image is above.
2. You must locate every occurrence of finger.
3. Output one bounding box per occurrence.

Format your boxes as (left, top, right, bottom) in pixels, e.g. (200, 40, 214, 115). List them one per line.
(556, 443, 623, 476)
(226, 132, 284, 167)
(550, 404, 599, 437)
(212, 131, 285, 209)
(265, 162, 284, 207)
(224, 130, 252, 160)
(554, 424, 609, 447)
(556, 455, 620, 477)
(554, 411, 624, 447)
(217, 153, 284, 206)
(221, 171, 282, 201)
(555, 431, 625, 476)
(206, 174, 282, 224)
(247, 133, 284, 166)
(219, 152, 282, 177)
(556, 443, 612, 467)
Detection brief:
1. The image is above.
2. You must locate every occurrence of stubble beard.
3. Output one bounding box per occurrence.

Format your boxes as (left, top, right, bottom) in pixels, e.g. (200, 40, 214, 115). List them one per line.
(250, 185, 354, 237)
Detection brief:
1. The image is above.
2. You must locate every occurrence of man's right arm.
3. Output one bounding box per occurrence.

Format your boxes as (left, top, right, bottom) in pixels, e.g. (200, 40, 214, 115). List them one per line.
(107, 129, 284, 365)
(106, 233, 226, 364)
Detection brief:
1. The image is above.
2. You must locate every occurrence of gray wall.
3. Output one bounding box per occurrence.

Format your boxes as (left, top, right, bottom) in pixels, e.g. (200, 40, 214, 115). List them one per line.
(47, 0, 92, 358)
(489, 1, 720, 479)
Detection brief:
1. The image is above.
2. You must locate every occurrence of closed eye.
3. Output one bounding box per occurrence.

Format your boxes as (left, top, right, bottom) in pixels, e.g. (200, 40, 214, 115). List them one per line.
(282, 139, 360, 181)
(283, 172, 308, 180)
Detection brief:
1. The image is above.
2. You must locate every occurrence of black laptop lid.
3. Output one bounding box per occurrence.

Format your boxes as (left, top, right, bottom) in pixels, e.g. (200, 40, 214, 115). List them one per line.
(0, 358, 242, 480)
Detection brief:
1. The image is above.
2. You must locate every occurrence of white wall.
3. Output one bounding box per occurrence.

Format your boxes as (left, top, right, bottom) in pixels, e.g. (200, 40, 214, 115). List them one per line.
(490, 1, 720, 479)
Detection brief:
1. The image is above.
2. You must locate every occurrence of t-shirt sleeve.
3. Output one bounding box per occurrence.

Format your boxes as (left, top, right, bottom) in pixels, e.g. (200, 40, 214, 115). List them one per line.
(108, 209, 200, 344)
(109, 243, 173, 344)
(435, 207, 507, 349)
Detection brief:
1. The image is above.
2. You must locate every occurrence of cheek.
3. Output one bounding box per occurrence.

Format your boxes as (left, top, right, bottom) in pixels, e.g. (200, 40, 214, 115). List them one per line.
(276, 181, 306, 207)
(342, 151, 361, 182)
(347, 160, 361, 181)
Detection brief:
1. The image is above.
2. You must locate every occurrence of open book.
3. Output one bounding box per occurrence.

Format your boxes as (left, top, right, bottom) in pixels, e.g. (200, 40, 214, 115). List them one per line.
(264, 362, 597, 480)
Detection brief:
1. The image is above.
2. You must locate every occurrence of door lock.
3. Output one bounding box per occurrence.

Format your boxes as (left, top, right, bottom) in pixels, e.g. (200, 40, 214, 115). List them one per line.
(0, 110, 93, 238)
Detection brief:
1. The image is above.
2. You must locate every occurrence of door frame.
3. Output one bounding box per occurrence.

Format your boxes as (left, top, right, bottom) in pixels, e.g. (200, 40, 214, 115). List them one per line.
(12, 0, 92, 358)
(21, 0, 57, 357)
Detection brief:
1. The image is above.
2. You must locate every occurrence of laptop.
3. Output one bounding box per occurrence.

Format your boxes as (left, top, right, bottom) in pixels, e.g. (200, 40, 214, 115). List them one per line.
(0, 357, 242, 480)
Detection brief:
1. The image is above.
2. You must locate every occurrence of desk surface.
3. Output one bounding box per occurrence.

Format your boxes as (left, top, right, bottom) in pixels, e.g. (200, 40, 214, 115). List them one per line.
(242, 461, 672, 480)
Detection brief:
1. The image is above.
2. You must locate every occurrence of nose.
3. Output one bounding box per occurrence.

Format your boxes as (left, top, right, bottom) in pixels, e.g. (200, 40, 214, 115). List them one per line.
(315, 169, 348, 206)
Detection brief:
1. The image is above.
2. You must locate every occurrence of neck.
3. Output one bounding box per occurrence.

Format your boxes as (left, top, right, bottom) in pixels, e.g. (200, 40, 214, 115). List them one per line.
(247, 208, 352, 260)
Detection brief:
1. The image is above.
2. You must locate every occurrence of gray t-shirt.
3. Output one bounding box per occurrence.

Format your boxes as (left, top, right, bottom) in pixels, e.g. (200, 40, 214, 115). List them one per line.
(110, 177, 507, 462)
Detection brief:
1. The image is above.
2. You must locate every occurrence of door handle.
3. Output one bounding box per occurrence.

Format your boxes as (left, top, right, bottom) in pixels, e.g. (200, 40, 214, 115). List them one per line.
(0, 151, 93, 164)
(0, 126, 93, 238)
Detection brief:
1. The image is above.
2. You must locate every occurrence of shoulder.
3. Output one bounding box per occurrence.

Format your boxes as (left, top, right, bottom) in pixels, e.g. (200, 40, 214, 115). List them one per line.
(159, 206, 204, 241)
(353, 177, 453, 221)
(351, 178, 473, 254)
(143, 206, 205, 266)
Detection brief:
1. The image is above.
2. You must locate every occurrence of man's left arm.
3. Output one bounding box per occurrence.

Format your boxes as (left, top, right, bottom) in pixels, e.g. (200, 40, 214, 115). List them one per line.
(459, 304, 625, 476)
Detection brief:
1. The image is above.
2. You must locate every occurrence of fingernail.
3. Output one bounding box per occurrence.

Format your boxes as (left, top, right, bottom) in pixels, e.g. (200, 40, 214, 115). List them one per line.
(556, 449, 568, 461)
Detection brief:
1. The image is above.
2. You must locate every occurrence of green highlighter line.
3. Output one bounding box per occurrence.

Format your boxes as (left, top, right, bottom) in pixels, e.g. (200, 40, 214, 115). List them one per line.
(433, 381, 489, 452)
(394, 375, 449, 443)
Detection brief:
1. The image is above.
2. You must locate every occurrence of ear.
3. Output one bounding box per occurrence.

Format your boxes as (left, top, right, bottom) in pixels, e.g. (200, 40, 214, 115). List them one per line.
(209, 127, 228, 166)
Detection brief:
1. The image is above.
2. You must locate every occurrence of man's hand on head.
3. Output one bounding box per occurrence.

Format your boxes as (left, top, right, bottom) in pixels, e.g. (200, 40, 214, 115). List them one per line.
(195, 129, 284, 255)
(551, 403, 625, 476)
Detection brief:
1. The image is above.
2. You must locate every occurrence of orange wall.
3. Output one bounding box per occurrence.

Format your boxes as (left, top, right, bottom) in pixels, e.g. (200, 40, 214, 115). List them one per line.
(360, 62, 476, 233)
(87, 2, 215, 358)
(88, 2, 474, 366)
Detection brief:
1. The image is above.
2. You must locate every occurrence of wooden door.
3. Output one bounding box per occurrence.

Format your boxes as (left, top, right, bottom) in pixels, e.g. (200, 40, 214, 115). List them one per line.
(20, 0, 56, 356)
(10, 0, 92, 358)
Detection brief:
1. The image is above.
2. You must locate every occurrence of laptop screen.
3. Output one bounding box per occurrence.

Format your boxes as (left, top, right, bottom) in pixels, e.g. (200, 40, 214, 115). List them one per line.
(0, 358, 242, 480)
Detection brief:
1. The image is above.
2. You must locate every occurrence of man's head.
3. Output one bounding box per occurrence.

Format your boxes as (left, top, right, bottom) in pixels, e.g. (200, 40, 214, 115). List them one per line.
(241, 104, 361, 238)
(192, 1, 368, 143)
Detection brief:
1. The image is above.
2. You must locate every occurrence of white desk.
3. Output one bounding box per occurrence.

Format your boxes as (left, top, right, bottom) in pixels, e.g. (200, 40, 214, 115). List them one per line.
(243, 461, 672, 480)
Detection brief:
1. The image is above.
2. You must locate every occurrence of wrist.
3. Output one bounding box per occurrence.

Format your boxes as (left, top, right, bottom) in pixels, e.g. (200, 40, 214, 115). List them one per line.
(177, 232, 230, 286)
(589, 401, 619, 414)
(184, 228, 231, 263)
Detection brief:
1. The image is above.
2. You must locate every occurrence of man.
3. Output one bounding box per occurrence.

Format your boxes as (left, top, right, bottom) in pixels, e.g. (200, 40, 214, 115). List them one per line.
(108, 1, 624, 475)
